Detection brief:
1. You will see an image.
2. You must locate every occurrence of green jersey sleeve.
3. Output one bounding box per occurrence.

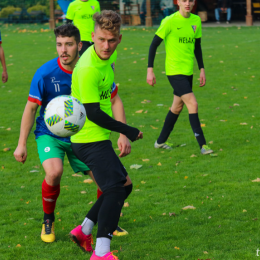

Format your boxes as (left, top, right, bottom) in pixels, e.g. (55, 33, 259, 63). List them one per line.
(77, 67, 101, 104)
(155, 16, 171, 40)
(195, 18, 202, 39)
(66, 2, 75, 20)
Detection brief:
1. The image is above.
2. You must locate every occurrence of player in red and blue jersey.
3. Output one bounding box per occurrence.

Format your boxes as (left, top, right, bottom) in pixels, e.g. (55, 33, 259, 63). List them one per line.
(13, 24, 122, 247)
(0, 31, 8, 83)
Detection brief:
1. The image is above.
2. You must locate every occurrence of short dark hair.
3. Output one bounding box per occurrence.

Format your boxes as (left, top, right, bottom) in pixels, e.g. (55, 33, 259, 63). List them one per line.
(54, 24, 81, 44)
(93, 10, 121, 34)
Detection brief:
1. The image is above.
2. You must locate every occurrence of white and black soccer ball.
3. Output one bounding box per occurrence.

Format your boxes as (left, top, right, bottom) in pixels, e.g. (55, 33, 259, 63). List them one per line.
(44, 95, 86, 137)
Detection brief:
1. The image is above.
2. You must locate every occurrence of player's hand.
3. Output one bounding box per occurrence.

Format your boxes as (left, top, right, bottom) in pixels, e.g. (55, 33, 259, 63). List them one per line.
(199, 68, 206, 87)
(147, 68, 156, 86)
(13, 145, 27, 164)
(136, 131, 143, 141)
(2, 71, 8, 83)
(118, 134, 131, 158)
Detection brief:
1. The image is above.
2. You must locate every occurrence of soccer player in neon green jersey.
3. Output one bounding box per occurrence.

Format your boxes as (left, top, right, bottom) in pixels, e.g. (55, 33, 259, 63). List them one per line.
(66, 0, 100, 55)
(70, 10, 143, 259)
(147, 0, 213, 155)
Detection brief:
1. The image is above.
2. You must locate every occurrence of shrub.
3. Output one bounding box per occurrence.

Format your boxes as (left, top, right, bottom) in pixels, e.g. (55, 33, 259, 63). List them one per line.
(27, 4, 47, 14)
(0, 6, 21, 18)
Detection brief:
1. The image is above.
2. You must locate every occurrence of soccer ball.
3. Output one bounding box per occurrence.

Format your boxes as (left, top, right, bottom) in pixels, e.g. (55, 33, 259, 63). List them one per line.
(44, 95, 86, 137)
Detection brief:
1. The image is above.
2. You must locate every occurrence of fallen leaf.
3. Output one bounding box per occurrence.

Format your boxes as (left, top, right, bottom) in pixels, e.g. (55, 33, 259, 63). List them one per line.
(56, 212, 60, 215)
(220, 120, 227, 122)
(16, 244, 21, 247)
(135, 110, 143, 113)
(157, 162, 162, 166)
(243, 209, 247, 212)
(72, 174, 82, 177)
(141, 181, 146, 184)
(3, 148, 10, 152)
(6, 128, 11, 131)
(162, 213, 166, 215)
(233, 103, 239, 106)
(190, 154, 197, 157)
(124, 48, 127, 50)
(83, 179, 93, 184)
(240, 123, 247, 125)
(174, 246, 180, 249)
(169, 212, 176, 217)
(150, 125, 158, 129)
(26, 201, 30, 204)
(208, 216, 212, 219)
(88, 201, 93, 204)
(120, 212, 123, 217)
(182, 205, 196, 210)
(184, 176, 188, 179)
(142, 159, 149, 162)
(124, 202, 129, 208)
(30, 170, 39, 172)
(251, 178, 260, 182)
(135, 189, 140, 191)
(201, 124, 206, 127)
(1, 165, 4, 169)
(251, 126, 253, 129)
(130, 164, 142, 169)
(220, 61, 224, 63)
(81, 191, 87, 194)
(222, 93, 227, 95)
(180, 144, 186, 147)
(244, 96, 248, 99)
(203, 251, 208, 254)
(133, 61, 137, 63)
(209, 141, 213, 144)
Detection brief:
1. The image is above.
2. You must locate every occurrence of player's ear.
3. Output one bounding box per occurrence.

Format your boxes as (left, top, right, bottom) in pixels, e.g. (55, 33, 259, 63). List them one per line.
(78, 41, 83, 52)
(91, 32, 95, 42)
(118, 34, 122, 44)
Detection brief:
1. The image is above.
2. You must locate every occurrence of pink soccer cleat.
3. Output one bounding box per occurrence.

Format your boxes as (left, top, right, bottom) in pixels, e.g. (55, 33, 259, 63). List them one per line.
(69, 225, 93, 252)
(90, 250, 119, 260)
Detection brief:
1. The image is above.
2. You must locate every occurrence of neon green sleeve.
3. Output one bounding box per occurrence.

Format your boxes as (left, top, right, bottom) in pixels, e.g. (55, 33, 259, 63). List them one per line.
(155, 17, 171, 40)
(66, 2, 75, 20)
(77, 67, 101, 104)
(195, 19, 202, 39)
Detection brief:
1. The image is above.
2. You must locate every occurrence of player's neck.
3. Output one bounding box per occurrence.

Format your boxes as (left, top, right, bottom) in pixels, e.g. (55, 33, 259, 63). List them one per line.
(60, 57, 79, 72)
(179, 10, 191, 18)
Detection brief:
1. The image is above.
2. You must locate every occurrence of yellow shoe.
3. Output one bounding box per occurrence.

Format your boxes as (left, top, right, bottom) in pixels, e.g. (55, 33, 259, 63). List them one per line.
(113, 226, 128, 237)
(41, 219, 55, 243)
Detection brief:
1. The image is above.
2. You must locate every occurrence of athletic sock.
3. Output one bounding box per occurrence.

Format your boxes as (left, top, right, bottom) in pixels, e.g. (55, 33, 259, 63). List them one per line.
(95, 237, 111, 257)
(42, 179, 60, 220)
(96, 187, 126, 239)
(189, 113, 206, 148)
(157, 110, 179, 144)
(97, 189, 103, 199)
(81, 217, 95, 235)
(44, 212, 55, 222)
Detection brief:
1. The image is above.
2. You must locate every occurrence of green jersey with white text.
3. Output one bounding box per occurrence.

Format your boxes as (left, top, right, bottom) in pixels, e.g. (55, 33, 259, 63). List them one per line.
(71, 45, 117, 143)
(156, 11, 202, 76)
(66, 0, 100, 41)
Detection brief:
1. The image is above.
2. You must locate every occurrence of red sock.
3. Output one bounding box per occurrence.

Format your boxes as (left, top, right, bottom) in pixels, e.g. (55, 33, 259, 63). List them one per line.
(42, 179, 60, 214)
(97, 189, 103, 199)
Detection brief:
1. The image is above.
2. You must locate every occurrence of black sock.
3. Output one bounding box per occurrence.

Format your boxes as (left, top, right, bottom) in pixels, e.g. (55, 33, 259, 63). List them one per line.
(86, 194, 105, 224)
(96, 187, 126, 239)
(157, 110, 179, 144)
(189, 113, 206, 148)
(44, 212, 55, 222)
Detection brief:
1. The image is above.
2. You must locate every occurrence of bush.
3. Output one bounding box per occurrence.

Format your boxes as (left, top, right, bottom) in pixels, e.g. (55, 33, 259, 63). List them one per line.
(0, 6, 21, 18)
(27, 4, 47, 14)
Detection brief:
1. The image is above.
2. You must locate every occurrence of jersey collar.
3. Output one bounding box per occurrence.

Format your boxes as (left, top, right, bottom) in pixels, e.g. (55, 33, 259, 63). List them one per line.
(57, 57, 73, 74)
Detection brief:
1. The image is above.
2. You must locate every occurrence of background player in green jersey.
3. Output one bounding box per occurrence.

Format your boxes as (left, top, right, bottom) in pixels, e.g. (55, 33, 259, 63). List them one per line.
(147, 0, 213, 155)
(66, 0, 100, 56)
(70, 10, 143, 260)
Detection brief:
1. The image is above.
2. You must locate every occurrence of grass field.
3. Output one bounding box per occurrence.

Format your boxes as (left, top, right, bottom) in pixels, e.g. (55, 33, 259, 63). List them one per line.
(0, 23, 260, 260)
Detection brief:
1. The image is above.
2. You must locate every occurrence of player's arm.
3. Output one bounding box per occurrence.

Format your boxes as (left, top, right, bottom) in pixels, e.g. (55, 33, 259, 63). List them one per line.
(194, 38, 206, 87)
(147, 35, 163, 86)
(111, 92, 131, 157)
(13, 101, 39, 164)
(0, 44, 8, 83)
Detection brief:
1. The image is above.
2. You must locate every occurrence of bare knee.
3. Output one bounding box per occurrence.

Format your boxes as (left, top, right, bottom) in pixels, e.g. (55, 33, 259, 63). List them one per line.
(187, 101, 198, 113)
(45, 169, 63, 186)
(171, 104, 183, 114)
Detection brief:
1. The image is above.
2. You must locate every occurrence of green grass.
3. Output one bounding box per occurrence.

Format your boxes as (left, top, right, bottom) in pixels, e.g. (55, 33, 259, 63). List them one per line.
(1, 23, 260, 259)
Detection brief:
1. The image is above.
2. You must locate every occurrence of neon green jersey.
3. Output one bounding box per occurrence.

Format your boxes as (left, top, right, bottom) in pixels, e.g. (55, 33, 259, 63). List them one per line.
(156, 11, 202, 76)
(66, 0, 100, 41)
(71, 45, 117, 143)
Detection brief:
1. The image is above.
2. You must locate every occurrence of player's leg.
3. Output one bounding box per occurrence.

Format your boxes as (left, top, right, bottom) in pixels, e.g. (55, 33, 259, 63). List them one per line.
(71, 141, 131, 258)
(66, 145, 95, 252)
(36, 135, 66, 243)
(215, 8, 220, 23)
(180, 76, 213, 154)
(155, 75, 184, 149)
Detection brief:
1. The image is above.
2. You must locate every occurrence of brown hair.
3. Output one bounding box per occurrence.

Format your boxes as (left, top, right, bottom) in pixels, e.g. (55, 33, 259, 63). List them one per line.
(93, 10, 121, 34)
(54, 24, 80, 44)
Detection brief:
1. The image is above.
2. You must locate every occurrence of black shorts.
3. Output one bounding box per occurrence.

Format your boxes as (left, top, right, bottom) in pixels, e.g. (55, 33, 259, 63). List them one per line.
(71, 140, 127, 192)
(79, 41, 94, 56)
(167, 75, 193, 97)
